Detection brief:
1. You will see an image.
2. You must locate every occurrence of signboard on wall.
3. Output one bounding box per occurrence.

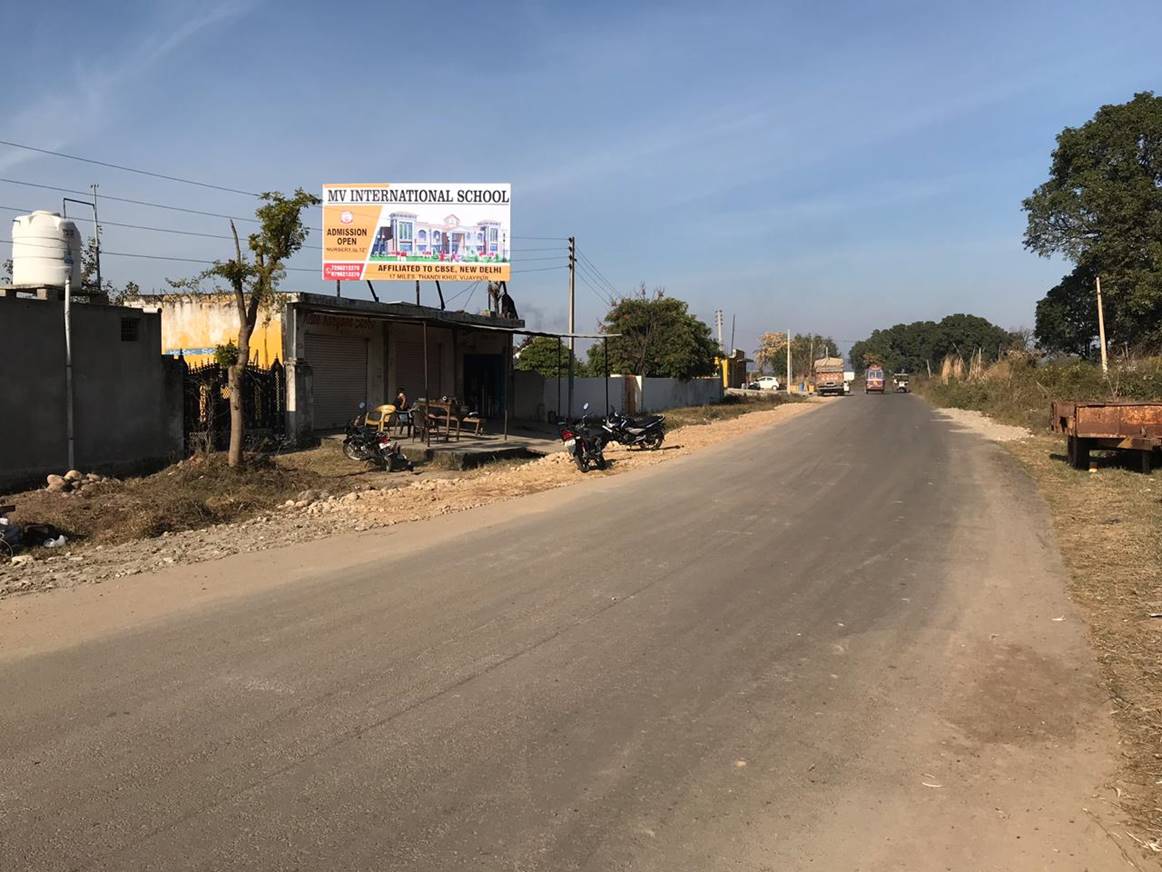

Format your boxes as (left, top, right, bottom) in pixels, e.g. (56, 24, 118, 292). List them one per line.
(321, 183, 511, 283)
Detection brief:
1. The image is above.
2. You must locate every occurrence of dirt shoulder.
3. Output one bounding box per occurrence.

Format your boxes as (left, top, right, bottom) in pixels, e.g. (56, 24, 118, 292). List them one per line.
(0, 400, 822, 600)
(925, 393, 1162, 857)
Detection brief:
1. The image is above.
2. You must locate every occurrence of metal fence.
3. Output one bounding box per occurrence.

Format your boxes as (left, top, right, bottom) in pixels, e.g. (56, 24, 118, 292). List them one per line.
(181, 358, 285, 453)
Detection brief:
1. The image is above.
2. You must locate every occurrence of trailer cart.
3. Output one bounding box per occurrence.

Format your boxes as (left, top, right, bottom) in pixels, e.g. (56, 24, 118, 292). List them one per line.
(1050, 401, 1162, 471)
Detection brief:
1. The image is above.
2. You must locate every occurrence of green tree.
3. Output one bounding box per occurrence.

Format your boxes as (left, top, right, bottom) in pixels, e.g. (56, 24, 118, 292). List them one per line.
(176, 189, 320, 466)
(850, 314, 1013, 374)
(80, 234, 115, 295)
(1023, 91, 1162, 350)
(586, 285, 717, 379)
(1034, 266, 1098, 357)
(514, 335, 585, 377)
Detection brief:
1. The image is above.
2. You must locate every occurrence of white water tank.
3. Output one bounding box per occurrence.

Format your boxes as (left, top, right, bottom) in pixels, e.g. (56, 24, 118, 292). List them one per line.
(11, 211, 83, 288)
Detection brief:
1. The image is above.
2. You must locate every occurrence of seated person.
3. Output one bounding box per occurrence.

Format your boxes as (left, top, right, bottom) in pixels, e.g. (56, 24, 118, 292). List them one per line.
(394, 388, 412, 428)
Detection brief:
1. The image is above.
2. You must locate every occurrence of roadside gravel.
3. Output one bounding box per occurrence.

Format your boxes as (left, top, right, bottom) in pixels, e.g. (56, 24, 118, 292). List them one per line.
(932, 406, 1033, 442)
(0, 401, 820, 599)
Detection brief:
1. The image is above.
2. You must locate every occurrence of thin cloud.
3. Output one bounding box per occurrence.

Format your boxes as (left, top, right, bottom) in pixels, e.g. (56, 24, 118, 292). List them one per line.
(0, 2, 250, 173)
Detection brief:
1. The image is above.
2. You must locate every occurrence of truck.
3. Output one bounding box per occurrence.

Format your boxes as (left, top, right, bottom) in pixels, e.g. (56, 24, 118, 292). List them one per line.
(813, 356, 846, 397)
(865, 366, 886, 394)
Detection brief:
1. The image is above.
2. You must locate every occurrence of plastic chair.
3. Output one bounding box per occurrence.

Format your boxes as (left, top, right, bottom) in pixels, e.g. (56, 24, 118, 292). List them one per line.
(364, 404, 397, 433)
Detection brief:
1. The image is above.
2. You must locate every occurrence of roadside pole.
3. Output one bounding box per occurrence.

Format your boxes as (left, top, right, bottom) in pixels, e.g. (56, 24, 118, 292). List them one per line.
(785, 330, 791, 394)
(1096, 275, 1109, 376)
(567, 236, 576, 419)
(64, 275, 75, 470)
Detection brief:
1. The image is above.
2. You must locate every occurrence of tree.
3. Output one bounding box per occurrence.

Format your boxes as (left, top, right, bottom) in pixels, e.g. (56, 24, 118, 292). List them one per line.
(180, 189, 319, 467)
(1023, 91, 1162, 351)
(1034, 265, 1098, 357)
(850, 314, 1012, 374)
(514, 335, 585, 377)
(586, 285, 717, 379)
(755, 332, 839, 380)
(80, 235, 114, 295)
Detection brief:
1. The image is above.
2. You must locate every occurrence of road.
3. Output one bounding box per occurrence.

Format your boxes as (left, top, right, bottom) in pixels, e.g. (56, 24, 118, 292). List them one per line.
(0, 396, 1132, 870)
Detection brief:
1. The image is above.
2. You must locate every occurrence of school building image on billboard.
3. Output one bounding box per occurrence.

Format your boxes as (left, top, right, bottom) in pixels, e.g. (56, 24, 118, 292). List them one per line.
(371, 213, 507, 264)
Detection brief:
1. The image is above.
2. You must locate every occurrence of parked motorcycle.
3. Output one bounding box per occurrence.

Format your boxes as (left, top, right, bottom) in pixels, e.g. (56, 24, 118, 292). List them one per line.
(558, 403, 607, 472)
(343, 403, 415, 471)
(602, 410, 665, 450)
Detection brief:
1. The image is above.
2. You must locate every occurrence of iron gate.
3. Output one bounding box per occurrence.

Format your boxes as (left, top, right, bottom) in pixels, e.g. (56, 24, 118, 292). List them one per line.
(181, 358, 285, 452)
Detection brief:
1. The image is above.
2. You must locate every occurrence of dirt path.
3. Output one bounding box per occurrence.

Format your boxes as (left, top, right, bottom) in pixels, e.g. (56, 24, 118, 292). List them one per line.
(0, 401, 822, 599)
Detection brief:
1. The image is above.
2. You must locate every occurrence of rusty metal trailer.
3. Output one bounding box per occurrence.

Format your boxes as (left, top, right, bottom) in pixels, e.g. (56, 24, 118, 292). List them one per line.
(1050, 401, 1162, 471)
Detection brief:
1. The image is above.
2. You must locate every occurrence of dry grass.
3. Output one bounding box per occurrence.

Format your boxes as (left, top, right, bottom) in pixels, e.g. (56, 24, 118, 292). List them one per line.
(924, 361, 1162, 841)
(918, 355, 1162, 432)
(663, 392, 804, 429)
(3, 454, 331, 546)
(1009, 436, 1162, 842)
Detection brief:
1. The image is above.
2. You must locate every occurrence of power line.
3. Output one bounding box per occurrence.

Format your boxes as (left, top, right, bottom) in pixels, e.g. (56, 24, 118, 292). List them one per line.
(0, 178, 323, 231)
(443, 280, 479, 306)
(512, 235, 568, 241)
(0, 204, 323, 249)
(0, 139, 259, 197)
(576, 270, 614, 307)
(575, 258, 617, 302)
(576, 249, 620, 298)
(0, 235, 318, 272)
(510, 264, 567, 275)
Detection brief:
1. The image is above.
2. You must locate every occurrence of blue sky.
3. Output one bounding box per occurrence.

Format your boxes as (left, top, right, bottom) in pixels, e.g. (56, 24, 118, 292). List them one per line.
(1, 0, 1159, 358)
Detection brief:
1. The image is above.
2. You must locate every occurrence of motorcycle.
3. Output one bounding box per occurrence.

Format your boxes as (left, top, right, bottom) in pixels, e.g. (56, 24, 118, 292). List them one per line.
(601, 410, 665, 450)
(343, 403, 415, 471)
(558, 403, 607, 472)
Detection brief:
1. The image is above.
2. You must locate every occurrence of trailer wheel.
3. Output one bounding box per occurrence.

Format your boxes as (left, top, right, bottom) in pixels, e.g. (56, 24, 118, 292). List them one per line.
(1067, 436, 1090, 470)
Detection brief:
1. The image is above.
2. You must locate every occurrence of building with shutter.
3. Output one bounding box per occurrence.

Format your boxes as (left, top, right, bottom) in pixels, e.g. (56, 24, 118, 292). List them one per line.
(128, 291, 524, 437)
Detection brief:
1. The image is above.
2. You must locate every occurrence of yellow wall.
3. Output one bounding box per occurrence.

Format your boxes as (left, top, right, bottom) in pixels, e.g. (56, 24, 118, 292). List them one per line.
(132, 295, 283, 366)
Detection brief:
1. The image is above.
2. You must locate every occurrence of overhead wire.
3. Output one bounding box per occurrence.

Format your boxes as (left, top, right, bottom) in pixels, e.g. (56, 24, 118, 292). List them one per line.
(510, 264, 567, 275)
(575, 270, 614, 307)
(0, 235, 318, 272)
(571, 262, 618, 306)
(0, 139, 259, 197)
(0, 178, 323, 231)
(576, 249, 620, 298)
(0, 204, 323, 249)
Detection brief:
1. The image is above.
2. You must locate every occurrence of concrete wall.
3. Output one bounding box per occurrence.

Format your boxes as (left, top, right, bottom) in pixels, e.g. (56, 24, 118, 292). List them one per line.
(640, 377, 723, 411)
(0, 298, 183, 492)
(512, 373, 724, 421)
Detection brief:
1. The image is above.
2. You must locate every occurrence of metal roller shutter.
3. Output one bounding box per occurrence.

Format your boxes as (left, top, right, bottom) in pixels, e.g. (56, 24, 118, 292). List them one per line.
(395, 339, 443, 400)
(306, 334, 368, 429)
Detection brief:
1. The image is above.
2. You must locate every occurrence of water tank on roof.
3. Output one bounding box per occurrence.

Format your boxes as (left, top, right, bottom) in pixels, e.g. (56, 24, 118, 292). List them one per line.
(11, 210, 83, 288)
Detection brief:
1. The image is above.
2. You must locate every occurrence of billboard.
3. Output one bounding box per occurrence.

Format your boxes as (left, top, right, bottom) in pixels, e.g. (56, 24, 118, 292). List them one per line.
(322, 183, 511, 283)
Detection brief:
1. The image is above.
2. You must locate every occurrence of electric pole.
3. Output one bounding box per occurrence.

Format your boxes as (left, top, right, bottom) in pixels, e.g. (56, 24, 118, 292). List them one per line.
(567, 236, 576, 417)
(715, 308, 724, 352)
(90, 183, 101, 293)
(1096, 275, 1109, 375)
(786, 330, 792, 392)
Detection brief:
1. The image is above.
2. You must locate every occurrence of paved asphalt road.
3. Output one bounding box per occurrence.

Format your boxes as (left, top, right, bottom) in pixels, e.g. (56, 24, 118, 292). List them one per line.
(0, 396, 1131, 870)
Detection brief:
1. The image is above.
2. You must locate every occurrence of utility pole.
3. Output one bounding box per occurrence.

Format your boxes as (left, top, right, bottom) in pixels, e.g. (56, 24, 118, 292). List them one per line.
(567, 236, 576, 418)
(786, 330, 792, 393)
(1095, 275, 1109, 375)
(715, 308, 724, 351)
(90, 183, 101, 293)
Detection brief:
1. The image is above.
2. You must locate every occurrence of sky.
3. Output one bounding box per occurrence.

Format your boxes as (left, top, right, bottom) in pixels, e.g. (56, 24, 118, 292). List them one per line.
(1, 0, 1160, 360)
